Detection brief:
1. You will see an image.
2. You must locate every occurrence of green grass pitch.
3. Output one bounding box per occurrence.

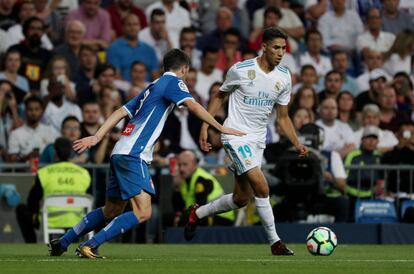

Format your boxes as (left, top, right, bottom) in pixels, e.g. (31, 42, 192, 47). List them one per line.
(1, 244, 414, 274)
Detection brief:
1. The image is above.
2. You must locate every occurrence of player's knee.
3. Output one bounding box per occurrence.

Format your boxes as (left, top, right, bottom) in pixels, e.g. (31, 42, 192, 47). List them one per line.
(134, 208, 152, 222)
(233, 195, 249, 207)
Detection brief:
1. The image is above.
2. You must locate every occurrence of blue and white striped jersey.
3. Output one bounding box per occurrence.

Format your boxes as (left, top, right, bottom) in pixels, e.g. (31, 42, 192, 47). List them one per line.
(112, 72, 193, 162)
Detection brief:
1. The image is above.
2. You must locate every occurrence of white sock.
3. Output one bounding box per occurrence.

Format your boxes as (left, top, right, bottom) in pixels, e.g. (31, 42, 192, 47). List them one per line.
(196, 194, 239, 219)
(255, 196, 280, 245)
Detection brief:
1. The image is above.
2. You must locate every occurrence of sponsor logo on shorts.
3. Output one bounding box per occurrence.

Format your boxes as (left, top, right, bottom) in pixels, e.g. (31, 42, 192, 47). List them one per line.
(122, 124, 135, 136)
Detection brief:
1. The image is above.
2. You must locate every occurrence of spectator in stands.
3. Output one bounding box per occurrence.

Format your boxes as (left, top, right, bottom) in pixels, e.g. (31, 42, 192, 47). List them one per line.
(0, 49, 30, 93)
(381, 0, 414, 35)
(356, 8, 395, 59)
(207, 82, 227, 120)
(355, 68, 387, 112)
(354, 104, 398, 154)
(172, 150, 234, 226)
(318, 70, 343, 102)
(106, 14, 159, 82)
(40, 56, 76, 102)
(377, 84, 411, 133)
(337, 91, 360, 131)
(53, 20, 86, 80)
(249, 7, 283, 52)
(127, 61, 149, 100)
(318, 0, 363, 52)
(184, 68, 202, 104)
(162, 104, 202, 154)
(299, 29, 332, 78)
(253, 0, 305, 52)
(93, 125, 121, 164)
(291, 107, 313, 131)
(0, 28, 9, 54)
(216, 28, 242, 71)
(197, 7, 233, 51)
(106, 0, 147, 38)
(221, 0, 250, 39)
(9, 16, 52, 92)
(33, 0, 64, 45)
(393, 72, 413, 113)
(0, 80, 23, 156)
(50, 0, 78, 20)
(305, 0, 328, 23)
(7, 1, 53, 50)
(0, 0, 18, 31)
(290, 86, 318, 120)
(345, 125, 382, 220)
(97, 85, 123, 123)
(7, 96, 59, 162)
(356, 49, 388, 92)
(80, 101, 101, 138)
(145, 0, 191, 48)
(179, 27, 201, 70)
(292, 65, 318, 94)
(316, 98, 356, 158)
(41, 116, 89, 164)
(66, 0, 111, 50)
(73, 44, 98, 106)
(15, 137, 91, 243)
(383, 29, 414, 77)
(382, 122, 414, 194)
(194, 47, 223, 106)
(139, 9, 172, 64)
(42, 77, 82, 131)
(319, 50, 359, 95)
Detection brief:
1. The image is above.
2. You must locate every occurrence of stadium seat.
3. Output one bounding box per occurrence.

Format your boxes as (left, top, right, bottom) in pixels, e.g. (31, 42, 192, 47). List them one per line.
(400, 199, 414, 219)
(355, 200, 398, 224)
(42, 194, 94, 243)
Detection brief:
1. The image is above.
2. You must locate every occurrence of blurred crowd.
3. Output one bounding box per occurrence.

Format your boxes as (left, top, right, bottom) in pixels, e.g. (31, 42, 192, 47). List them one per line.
(0, 0, 413, 182)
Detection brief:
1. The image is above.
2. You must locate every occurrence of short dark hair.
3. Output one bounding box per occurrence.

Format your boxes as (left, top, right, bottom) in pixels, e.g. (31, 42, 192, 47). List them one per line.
(202, 47, 219, 58)
(264, 6, 282, 19)
(325, 70, 343, 81)
(262, 27, 288, 43)
(24, 95, 44, 109)
(54, 137, 72, 161)
(22, 17, 44, 37)
(61, 115, 80, 129)
(94, 63, 116, 79)
(130, 60, 146, 70)
(180, 26, 196, 38)
(224, 27, 241, 39)
(300, 64, 317, 74)
(304, 29, 321, 44)
(163, 49, 191, 71)
(150, 8, 165, 21)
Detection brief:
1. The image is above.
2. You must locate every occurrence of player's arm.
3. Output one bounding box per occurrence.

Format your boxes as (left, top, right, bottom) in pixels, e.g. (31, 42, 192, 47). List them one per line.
(276, 104, 308, 156)
(184, 99, 244, 137)
(73, 107, 128, 153)
(199, 91, 229, 151)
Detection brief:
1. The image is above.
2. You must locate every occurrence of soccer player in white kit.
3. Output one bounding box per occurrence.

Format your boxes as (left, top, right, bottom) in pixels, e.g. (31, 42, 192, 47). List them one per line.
(184, 28, 309, 255)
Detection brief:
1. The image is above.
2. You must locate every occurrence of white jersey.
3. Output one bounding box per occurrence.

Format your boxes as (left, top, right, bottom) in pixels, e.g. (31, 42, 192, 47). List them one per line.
(220, 58, 292, 145)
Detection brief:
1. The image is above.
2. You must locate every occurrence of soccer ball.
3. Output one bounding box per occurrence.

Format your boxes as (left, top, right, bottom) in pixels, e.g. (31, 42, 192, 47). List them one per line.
(306, 227, 337, 256)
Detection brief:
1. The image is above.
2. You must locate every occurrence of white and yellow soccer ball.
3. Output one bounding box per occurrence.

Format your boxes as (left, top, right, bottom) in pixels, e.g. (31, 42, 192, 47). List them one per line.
(306, 227, 337, 256)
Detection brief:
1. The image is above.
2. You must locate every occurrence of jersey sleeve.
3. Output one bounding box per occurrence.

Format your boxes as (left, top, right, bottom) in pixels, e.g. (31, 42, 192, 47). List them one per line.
(163, 78, 194, 106)
(276, 69, 292, 106)
(220, 65, 240, 93)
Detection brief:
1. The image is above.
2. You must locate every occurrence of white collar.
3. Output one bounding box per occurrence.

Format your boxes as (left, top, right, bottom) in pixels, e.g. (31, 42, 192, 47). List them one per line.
(163, 71, 177, 77)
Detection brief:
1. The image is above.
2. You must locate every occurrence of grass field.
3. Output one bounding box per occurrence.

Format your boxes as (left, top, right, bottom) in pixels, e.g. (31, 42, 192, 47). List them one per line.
(1, 244, 414, 274)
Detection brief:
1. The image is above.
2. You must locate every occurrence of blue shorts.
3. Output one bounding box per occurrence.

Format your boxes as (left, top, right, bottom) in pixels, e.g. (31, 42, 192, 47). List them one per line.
(106, 154, 155, 201)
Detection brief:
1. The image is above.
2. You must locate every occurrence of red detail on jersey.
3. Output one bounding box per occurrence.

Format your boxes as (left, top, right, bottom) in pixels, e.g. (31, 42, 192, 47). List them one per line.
(67, 197, 74, 204)
(122, 124, 136, 136)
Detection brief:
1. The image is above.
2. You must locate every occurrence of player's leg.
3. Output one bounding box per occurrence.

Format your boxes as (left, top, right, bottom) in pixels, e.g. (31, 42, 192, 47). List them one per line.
(77, 193, 151, 259)
(49, 198, 127, 256)
(184, 173, 253, 241)
(242, 167, 294, 255)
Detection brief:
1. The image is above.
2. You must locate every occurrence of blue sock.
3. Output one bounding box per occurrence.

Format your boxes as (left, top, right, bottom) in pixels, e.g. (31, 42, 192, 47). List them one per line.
(83, 211, 139, 248)
(60, 208, 105, 250)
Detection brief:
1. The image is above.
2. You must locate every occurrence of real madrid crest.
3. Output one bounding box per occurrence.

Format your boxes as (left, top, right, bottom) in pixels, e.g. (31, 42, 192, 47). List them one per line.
(247, 70, 256, 80)
(275, 81, 282, 92)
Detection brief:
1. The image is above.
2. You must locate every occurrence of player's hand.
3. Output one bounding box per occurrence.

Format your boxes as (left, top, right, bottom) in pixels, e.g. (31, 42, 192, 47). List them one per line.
(220, 126, 246, 137)
(296, 144, 309, 157)
(73, 136, 99, 153)
(199, 127, 212, 152)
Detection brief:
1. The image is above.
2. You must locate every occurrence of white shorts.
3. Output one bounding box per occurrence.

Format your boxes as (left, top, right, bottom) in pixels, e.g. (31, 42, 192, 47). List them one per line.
(222, 140, 264, 175)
